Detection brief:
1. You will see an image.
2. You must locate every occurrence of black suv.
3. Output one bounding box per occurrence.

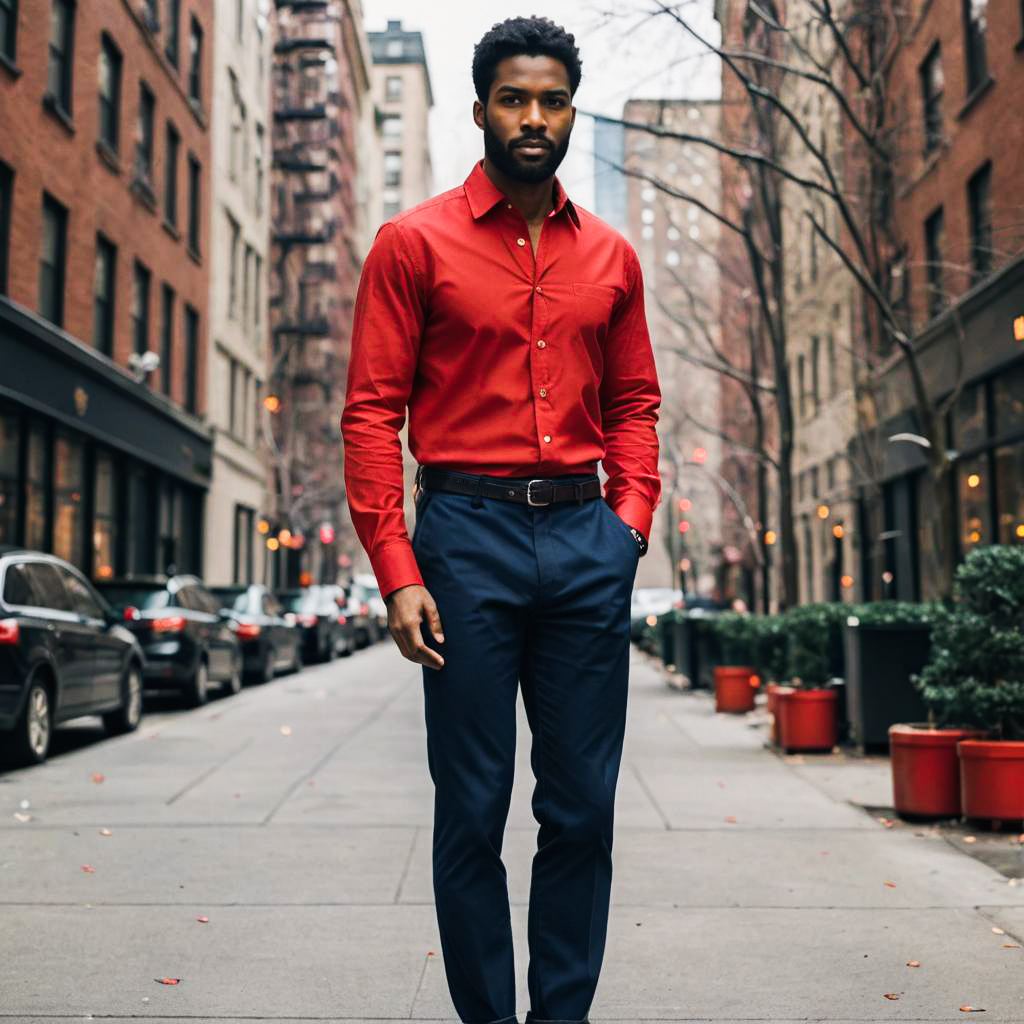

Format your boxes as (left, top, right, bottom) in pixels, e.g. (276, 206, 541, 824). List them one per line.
(95, 575, 241, 708)
(210, 584, 303, 682)
(0, 547, 145, 767)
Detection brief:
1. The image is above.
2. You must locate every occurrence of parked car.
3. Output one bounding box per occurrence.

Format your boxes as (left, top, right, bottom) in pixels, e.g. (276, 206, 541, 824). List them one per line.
(353, 573, 388, 635)
(278, 584, 355, 662)
(630, 587, 683, 625)
(211, 584, 304, 682)
(0, 547, 145, 767)
(94, 575, 242, 708)
(344, 579, 381, 648)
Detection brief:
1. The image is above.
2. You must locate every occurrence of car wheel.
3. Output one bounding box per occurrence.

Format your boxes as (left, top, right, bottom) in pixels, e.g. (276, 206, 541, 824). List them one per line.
(103, 662, 144, 736)
(259, 646, 276, 683)
(223, 652, 243, 696)
(290, 642, 303, 675)
(324, 633, 336, 663)
(185, 659, 210, 708)
(1, 675, 53, 767)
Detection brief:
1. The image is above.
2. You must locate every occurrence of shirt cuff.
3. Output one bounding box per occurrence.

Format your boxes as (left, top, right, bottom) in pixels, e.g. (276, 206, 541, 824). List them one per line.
(610, 493, 654, 543)
(370, 542, 424, 601)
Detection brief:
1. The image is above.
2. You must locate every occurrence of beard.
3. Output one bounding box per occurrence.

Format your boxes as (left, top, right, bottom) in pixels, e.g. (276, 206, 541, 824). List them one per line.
(482, 108, 571, 184)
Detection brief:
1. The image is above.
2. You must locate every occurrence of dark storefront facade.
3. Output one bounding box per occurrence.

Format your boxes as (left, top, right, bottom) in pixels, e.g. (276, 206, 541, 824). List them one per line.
(0, 298, 211, 581)
(854, 259, 1024, 601)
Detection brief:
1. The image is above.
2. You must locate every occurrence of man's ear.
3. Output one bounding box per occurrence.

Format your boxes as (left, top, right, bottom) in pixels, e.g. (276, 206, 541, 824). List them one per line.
(473, 99, 484, 131)
(570, 105, 577, 130)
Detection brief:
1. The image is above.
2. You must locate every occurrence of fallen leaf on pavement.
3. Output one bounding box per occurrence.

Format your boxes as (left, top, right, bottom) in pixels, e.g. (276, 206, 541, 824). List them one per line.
(99, 828, 112, 836)
(992, 927, 1005, 935)
(963, 835, 977, 844)
(154, 977, 181, 985)
(883, 880, 897, 887)
(196, 916, 209, 923)
(907, 960, 921, 967)
(13, 812, 32, 823)
(959, 1006, 985, 1012)
(724, 815, 737, 824)
(91, 772, 104, 783)
(877, 816, 895, 828)
(233, 793, 241, 798)
(883, 992, 903, 1000)
(279, 725, 293, 736)
(1003, 943, 1021, 949)
(81, 864, 96, 873)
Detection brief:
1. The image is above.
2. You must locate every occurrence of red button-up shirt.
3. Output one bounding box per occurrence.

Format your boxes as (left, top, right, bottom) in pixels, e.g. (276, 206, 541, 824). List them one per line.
(341, 161, 662, 598)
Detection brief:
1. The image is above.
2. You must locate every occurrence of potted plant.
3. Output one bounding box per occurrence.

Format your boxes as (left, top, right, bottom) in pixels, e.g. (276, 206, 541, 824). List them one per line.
(711, 612, 761, 713)
(670, 609, 721, 690)
(844, 601, 938, 752)
(657, 608, 679, 669)
(754, 614, 792, 745)
(776, 602, 851, 752)
(911, 545, 1024, 824)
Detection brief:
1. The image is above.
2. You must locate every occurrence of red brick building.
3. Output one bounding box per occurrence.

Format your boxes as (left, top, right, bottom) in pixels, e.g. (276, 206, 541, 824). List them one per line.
(0, 0, 214, 578)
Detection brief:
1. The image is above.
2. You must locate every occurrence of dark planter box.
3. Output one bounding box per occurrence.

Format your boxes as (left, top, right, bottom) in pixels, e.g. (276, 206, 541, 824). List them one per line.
(658, 612, 677, 666)
(671, 613, 720, 689)
(843, 621, 931, 752)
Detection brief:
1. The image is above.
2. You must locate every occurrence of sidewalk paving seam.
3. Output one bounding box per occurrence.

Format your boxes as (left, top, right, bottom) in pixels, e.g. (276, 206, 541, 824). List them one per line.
(393, 825, 420, 904)
(165, 738, 255, 806)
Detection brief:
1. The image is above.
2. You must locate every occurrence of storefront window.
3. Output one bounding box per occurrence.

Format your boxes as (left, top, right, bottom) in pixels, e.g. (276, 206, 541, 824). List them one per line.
(952, 383, 986, 452)
(126, 468, 155, 574)
(957, 453, 991, 553)
(995, 441, 1024, 545)
(93, 452, 117, 578)
(53, 432, 84, 567)
(993, 361, 1024, 439)
(0, 411, 18, 544)
(25, 422, 47, 551)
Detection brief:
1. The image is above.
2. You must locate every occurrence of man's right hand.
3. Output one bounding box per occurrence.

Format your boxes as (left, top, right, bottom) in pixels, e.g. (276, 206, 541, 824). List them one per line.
(385, 584, 445, 669)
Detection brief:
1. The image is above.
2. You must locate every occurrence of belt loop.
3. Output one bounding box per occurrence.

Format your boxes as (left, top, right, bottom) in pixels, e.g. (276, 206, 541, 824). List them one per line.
(470, 474, 485, 509)
(574, 481, 583, 505)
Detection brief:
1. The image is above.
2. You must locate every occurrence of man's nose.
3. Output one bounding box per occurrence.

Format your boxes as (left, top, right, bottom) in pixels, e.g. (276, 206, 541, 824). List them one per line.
(520, 99, 547, 131)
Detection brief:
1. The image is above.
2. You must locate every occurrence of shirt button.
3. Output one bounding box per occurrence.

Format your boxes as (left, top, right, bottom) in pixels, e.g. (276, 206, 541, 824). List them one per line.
(516, 237, 526, 246)
(543, 434, 552, 443)
(539, 388, 547, 398)
(537, 339, 546, 348)
(535, 285, 543, 293)
(506, 203, 513, 209)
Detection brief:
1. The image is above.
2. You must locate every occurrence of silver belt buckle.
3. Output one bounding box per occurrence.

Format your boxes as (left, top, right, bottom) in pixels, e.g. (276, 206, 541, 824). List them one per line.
(526, 479, 551, 506)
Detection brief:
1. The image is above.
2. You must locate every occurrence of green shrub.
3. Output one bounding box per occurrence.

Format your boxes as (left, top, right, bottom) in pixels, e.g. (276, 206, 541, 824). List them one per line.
(753, 614, 790, 684)
(912, 546, 1024, 740)
(784, 602, 852, 688)
(713, 612, 761, 666)
(846, 600, 942, 628)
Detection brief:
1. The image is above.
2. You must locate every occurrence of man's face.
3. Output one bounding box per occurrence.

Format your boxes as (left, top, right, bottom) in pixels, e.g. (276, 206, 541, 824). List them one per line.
(474, 55, 575, 184)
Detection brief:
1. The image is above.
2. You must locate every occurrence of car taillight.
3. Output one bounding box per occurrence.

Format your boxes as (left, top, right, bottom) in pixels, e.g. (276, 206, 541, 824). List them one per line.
(151, 615, 186, 634)
(235, 622, 261, 639)
(338, 615, 347, 624)
(360, 602, 369, 615)
(123, 605, 140, 621)
(298, 614, 318, 627)
(0, 618, 20, 645)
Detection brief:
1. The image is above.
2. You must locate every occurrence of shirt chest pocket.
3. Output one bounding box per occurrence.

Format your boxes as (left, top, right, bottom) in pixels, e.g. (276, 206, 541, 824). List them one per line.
(571, 283, 617, 369)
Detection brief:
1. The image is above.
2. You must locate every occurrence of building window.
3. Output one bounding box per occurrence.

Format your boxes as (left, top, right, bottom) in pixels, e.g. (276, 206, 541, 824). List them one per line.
(995, 441, 1024, 544)
(136, 81, 155, 188)
(923, 206, 945, 319)
(163, 120, 179, 228)
(233, 504, 254, 584)
(254, 122, 264, 215)
(994, 362, 1024, 439)
(187, 154, 200, 256)
(228, 70, 240, 180)
(380, 114, 402, 139)
(957, 453, 991, 553)
(385, 74, 402, 101)
(242, 243, 253, 328)
(188, 16, 202, 105)
(384, 151, 402, 187)
(53, 432, 84, 568)
(132, 260, 151, 357)
(165, 0, 180, 66)
(967, 161, 992, 284)
(92, 234, 116, 356)
(25, 422, 46, 551)
(963, 0, 988, 95)
(919, 44, 943, 154)
(0, 411, 18, 545)
(797, 353, 807, 419)
(184, 304, 198, 413)
(0, 161, 11, 296)
(827, 333, 837, 398)
(253, 253, 261, 327)
(160, 283, 174, 395)
(98, 34, 122, 154)
(46, 0, 75, 117)
(386, 38, 402, 58)
(382, 199, 401, 220)
(39, 192, 67, 326)
(0, 0, 17, 63)
(810, 335, 820, 412)
(227, 213, 239, 318)
(93, 451, 117, 579)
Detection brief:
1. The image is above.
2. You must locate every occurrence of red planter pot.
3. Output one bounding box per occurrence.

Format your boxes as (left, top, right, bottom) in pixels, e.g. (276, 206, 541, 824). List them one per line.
(714, 665, 759, 713)
(777, 688, 838, 752)
(889, 724, 987, 819)
(766, 683, 794, 746)
(958, 739, 1024, 822)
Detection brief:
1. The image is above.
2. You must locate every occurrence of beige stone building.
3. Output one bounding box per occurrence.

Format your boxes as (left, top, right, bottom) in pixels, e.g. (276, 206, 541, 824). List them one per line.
(203, 0, 273, 586)
(616, 100, 725, 597)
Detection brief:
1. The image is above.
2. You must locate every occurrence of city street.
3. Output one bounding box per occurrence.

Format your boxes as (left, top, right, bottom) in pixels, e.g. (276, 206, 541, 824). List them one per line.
(2, 641, 1023, 1023)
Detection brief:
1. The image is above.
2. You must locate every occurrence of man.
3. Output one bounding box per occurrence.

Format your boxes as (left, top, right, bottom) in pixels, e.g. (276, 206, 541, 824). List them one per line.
(341, 17, 661, 1024)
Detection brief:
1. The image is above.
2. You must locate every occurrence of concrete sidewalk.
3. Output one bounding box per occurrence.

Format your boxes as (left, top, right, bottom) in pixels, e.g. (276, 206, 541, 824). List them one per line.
(1, 640, 1022, 1023)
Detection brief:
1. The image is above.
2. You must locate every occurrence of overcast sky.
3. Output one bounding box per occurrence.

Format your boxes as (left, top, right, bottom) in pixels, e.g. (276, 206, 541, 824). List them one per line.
(363, 1, 721, 210)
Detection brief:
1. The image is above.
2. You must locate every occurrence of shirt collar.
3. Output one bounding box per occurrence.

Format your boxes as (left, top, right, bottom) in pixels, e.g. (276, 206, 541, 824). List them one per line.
(464, 160, 581, 230)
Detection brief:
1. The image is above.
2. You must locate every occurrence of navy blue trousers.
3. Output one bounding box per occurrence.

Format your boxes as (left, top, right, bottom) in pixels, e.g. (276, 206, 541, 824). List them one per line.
(411, 472, 640, 1024)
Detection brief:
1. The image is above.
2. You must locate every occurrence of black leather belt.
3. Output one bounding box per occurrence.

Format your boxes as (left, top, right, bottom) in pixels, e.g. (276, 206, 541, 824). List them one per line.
(418, 466, 602, 506)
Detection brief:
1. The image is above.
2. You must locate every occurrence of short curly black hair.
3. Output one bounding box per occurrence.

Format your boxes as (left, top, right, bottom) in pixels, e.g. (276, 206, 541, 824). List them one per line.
(472, 16, 582, 103)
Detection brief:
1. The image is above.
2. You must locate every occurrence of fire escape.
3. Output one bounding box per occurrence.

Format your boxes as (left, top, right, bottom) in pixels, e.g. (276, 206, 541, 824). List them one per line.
(268, 1, 351, 585)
